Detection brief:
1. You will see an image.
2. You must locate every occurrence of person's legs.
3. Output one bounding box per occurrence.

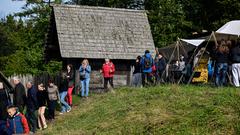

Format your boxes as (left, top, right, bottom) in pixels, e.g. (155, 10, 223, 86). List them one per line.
(215, 63, 222, 86)
(40, 107, 47, 128)
(137, 73, 142, 87)
(26, 109, 37, 133)
(232, 63, 240, 87)
(37, 108, 42, 129)
(104, 77, 108, 89)
(0, 120, 6, 134)
(221, 63, 228, 86)
(81, 80, 85, 97)
(48, 100, 54, 120)
(67, 86, 74, 106)
(48, 100, 57, 120)
(142, 73, 146, 87)
(85, 78, 90, 97)
(60, 92, 70, 113)
(109, 77, 114, 88)
(132, 74, 137, 87)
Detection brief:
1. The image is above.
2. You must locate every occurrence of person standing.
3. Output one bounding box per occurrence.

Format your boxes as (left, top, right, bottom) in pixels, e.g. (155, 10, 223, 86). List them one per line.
(132, 56, 142, 87)
(140, 50, 154, 86)
(47, 80, 59, 121)
(12, 77, 26, 113)
(155, 53, 166, 82)
(37, 83, 48, 130)
(25, 81, 38, 133)
(66, 64, 74, 107)
(214, 42, 229, 87)
(230, 40, 240, 87)
(79, 59, 91, 98)
(101, 59, 115, 90)
(0, 82, 9, 134)
(59, 72, 71, 114)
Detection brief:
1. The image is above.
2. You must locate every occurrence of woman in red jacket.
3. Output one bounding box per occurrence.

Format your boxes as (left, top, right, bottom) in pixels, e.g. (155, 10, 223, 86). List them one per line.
(101, 59, 115, 89)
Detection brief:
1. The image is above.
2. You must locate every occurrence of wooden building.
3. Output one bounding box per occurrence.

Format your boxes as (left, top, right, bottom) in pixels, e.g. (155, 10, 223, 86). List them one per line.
(44, 4, 155, 88)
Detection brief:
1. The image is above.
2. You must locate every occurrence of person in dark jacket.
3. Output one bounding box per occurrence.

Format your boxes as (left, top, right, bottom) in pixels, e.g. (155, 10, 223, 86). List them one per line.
(140, 50, 154, 86)
(132, 56, 142, 87)
(230, 39, 240, 87)
(66, 64, 74, 107)
(37, 83, 48, 130)
(12, 77, 26, 113)
(214, 41, 229, 87)
(59, 72, 71, 114)
(0, 82, 9, 135)
(155, 53, 166, 82)
(25, 81, 38, 133)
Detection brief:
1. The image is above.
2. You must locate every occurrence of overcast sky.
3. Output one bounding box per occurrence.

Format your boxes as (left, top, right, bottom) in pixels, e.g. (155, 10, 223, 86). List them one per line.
(0, 0, 26, 18)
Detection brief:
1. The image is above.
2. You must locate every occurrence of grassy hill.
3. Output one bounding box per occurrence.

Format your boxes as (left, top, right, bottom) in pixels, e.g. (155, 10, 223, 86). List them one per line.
(40, 85, 240, 135)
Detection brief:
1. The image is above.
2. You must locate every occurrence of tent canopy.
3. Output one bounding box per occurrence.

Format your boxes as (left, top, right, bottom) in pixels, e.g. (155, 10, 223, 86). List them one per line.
(216, 20, 240, 36)
(158, 38, 205, 60)
(180, 39, 205, 47)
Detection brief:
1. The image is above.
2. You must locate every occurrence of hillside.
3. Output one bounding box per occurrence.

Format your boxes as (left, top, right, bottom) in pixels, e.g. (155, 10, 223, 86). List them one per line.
(40, 85, 240, 135)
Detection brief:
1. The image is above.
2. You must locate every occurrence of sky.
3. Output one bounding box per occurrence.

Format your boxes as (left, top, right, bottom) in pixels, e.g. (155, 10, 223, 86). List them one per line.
(0, 0, 26, 18)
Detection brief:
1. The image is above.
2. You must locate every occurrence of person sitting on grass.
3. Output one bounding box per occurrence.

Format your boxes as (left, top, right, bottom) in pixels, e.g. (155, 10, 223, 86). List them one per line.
(6, 105, 29, 135)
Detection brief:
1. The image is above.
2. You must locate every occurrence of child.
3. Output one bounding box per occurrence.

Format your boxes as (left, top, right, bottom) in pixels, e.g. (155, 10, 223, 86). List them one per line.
(6, 105, 29, 135)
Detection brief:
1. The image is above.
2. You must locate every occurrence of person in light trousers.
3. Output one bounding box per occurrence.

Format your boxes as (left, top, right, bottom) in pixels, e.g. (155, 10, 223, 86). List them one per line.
(230, 39, 240, 87)
(79, 59, 91, 98)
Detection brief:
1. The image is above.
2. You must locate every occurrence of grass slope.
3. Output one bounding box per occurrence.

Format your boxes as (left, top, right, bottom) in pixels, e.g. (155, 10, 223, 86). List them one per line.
(40, 85, 240, 135)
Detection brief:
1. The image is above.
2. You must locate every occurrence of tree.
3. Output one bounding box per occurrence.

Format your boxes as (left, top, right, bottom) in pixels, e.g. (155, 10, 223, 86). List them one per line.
(146, 0, 192, 47)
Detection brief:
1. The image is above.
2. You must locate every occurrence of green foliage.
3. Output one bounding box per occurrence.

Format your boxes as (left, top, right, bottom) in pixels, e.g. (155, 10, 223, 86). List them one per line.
(39, 85, 240, 134)
(1, 0, 240, 76)
(146, 0, 192, 47)
(43, 61, 63, 75)
(0, 2, 55, 76)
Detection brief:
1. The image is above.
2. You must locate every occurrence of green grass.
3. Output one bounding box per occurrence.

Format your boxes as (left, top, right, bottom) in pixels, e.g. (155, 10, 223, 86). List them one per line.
(40, 84, 240, 135)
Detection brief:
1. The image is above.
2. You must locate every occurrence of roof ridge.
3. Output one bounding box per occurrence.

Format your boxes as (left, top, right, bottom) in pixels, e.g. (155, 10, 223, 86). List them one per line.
(51, 4, 146, 13)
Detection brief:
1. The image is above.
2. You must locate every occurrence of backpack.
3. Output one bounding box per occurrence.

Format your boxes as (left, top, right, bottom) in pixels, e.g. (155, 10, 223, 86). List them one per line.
(144, 56, 152, 69)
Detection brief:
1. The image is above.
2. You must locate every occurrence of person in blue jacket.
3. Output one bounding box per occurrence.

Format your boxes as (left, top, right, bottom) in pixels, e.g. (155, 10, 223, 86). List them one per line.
(79, 59, 91, 98)
(140, 50, 154, 86)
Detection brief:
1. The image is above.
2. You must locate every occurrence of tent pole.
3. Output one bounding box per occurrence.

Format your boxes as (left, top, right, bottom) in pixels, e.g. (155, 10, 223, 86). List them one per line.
(187, 32, 213, 85)
(177, 42, 199, 84)
(160, 40, 179, 83)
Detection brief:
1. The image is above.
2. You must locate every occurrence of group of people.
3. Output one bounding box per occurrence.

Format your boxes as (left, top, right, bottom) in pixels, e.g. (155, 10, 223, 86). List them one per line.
(132, 50, 166, 87)
(212, 38, 240, 87)
(132, 38, 240, 88)
(0, 58, 117, 134)
(0, 77, 62, 134)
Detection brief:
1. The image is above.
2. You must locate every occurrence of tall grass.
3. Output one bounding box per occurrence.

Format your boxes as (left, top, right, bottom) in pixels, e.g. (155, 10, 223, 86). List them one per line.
(40, 85, 240, 135)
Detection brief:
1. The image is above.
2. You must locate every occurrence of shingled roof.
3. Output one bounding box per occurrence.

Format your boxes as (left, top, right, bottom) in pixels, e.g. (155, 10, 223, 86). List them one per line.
(51, 4, 155, 60)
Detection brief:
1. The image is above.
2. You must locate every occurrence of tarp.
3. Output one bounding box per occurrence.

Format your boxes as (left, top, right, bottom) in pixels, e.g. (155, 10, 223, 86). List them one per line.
(180, 39, 205, 47)
(216, 20, 240, 36)
(158, 38, 205, 60)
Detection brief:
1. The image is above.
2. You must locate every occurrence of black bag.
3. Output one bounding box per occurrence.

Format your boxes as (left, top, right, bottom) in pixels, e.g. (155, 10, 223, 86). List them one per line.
(79, 72, 86, 80)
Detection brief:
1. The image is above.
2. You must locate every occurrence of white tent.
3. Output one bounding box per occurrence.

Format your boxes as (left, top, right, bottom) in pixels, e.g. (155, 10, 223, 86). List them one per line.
(216, 20, 240, 36)
(181, 39, 205, 47)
